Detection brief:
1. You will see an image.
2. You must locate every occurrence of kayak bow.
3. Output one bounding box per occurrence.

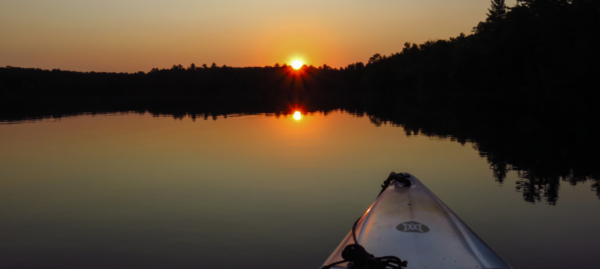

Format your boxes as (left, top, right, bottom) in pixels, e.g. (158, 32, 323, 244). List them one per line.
(321, 172, 512, 269)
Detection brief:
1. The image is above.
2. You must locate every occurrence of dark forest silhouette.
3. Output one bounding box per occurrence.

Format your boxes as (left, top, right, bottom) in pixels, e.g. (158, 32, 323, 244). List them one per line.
(1, 0, 599, 205)
(2, 0, 599, 95)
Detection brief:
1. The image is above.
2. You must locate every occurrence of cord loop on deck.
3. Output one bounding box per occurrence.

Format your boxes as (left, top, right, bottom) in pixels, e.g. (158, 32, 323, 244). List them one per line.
(321, 172, 409, 269)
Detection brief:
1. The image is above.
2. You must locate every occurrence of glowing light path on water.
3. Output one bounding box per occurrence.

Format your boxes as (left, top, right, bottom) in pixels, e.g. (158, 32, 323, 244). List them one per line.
(293, 111, 302, 120)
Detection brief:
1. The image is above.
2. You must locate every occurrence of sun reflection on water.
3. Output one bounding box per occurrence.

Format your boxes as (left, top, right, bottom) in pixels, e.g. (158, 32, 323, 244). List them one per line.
(293, 111, 302, 120)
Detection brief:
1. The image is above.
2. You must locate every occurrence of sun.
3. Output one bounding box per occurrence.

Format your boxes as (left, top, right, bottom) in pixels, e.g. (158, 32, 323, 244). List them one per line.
(291, 60, 303, 70)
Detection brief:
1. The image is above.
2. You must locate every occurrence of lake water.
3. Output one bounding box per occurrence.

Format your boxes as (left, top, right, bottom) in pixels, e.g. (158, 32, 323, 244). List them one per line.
(1, 111, 598, 269)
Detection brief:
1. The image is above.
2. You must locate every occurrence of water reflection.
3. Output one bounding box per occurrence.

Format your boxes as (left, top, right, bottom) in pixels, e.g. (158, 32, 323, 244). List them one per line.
(1, 110, 599, 269)
(293, 111, 302, 120)
(1, 96, 598, 205)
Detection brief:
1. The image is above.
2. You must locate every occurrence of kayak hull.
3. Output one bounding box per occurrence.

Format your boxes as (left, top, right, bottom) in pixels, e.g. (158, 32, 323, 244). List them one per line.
(322, 173, 512, 269)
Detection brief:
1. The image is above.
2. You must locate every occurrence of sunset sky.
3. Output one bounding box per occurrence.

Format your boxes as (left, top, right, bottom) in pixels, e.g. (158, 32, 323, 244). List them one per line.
(1, 0, 516, 72)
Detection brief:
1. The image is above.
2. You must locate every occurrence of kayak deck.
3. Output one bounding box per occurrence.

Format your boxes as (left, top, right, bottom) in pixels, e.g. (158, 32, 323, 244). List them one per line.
(322, 173, 511, 269)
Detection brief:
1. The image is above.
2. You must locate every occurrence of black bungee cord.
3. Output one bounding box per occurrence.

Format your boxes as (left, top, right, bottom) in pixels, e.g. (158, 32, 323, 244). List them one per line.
(321, 173, 409, 269)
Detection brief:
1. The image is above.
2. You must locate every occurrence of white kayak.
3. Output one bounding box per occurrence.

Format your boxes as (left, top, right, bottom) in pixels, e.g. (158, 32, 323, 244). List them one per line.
(321, 173, 512, 269)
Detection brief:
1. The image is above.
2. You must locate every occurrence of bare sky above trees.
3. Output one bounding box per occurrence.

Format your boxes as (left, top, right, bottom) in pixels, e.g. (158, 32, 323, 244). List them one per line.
(0, 0, 516, 72)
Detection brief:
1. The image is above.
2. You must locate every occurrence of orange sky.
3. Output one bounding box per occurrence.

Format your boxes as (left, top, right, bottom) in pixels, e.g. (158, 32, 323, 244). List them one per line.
(0, 0, 516, 72)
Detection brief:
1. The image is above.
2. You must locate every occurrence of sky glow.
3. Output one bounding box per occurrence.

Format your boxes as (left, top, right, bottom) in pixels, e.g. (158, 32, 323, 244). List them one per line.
(0, 0, 516, 72)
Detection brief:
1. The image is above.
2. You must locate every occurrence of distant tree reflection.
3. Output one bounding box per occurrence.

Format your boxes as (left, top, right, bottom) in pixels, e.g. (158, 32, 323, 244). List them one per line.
(1, 93, 598, 205)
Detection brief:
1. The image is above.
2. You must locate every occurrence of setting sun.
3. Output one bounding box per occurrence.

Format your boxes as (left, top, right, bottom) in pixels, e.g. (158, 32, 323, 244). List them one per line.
(291, 60, 303, 70)
(293, 111, 302, 120)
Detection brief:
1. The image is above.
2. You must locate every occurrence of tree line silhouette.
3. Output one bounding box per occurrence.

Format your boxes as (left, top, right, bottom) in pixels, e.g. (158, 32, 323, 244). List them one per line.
(2, 0, 599, 95)
(360, 0, 599, 93)
(1, 0, 599, 204)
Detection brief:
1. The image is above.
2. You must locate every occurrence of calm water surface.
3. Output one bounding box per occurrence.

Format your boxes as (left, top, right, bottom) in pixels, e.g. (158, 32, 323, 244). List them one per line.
(0, 111, 598, 269)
